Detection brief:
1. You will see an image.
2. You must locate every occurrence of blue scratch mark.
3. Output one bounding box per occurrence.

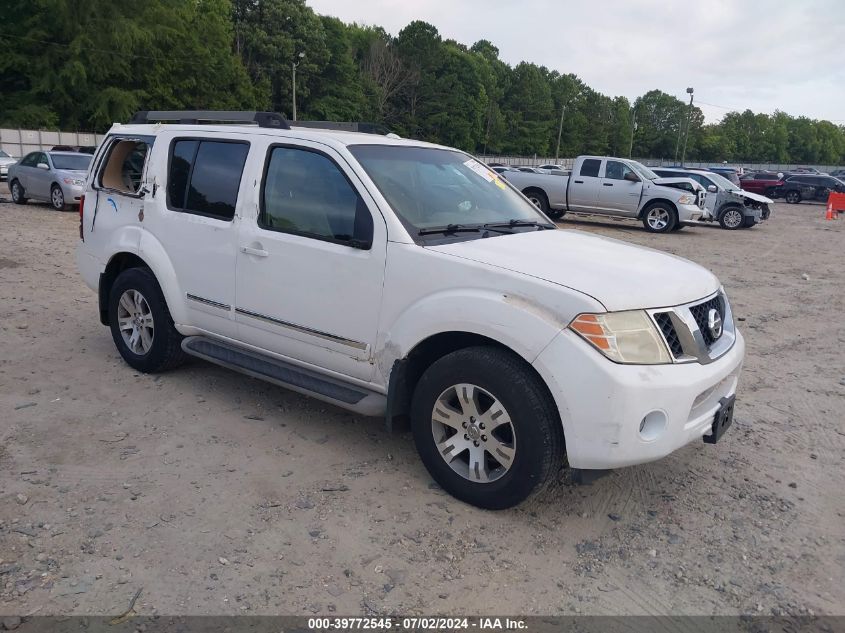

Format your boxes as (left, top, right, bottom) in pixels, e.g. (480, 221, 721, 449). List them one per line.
(107, 197, 118, 213)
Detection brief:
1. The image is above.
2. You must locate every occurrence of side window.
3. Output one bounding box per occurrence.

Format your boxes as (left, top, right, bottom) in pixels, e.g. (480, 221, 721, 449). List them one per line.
(580, 159, 601, 178)
(98, 139, 151, 194)
(604, 160, 634, 181)
(260, 146, 373, 247)
(167, 139, 249, 221)
(21, 153, 38, 167)
(37, 153, 48, 166)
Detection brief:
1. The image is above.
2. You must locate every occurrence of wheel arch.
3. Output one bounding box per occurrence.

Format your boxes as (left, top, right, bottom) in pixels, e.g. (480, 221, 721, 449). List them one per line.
(638, 197, 678, 219)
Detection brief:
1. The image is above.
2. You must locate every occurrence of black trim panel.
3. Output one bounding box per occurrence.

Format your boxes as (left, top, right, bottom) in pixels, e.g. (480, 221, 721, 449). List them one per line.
(187, 293, 230, 311)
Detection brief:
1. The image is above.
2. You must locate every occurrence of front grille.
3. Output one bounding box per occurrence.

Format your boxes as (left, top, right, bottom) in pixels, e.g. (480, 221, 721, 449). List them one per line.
(689, 296, 724, 346)
(654, 312, 683, 357)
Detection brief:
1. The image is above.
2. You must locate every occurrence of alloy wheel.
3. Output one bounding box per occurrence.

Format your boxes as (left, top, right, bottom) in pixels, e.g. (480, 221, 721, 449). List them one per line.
(647, 207, 670, 230)
(430, 383, 516, 483)
(117, 289, 155, 355)
(723, 209, 743, 228)
(51, 187, 64, 210)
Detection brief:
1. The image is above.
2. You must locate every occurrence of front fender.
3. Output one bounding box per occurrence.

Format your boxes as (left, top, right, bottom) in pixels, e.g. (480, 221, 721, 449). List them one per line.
(376, 287, 584, 383)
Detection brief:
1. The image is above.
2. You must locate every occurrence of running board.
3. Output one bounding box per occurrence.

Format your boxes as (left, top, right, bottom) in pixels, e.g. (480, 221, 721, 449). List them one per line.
(181, 336, 386, 416)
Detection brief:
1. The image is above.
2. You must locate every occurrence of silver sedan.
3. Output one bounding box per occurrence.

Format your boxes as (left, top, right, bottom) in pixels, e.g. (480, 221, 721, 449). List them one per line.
(7, 151, 92, 210)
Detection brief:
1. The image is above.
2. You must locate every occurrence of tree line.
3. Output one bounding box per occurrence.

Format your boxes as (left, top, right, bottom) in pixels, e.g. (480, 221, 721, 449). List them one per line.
(2, 0, 843, 164)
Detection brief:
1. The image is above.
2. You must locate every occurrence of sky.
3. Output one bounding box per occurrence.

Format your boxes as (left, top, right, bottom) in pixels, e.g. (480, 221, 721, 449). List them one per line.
(308, 0, 845, 125)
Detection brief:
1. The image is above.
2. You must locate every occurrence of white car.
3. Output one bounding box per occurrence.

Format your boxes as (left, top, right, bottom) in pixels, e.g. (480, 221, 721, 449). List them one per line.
(0, 149, 17, 182)
(76, 111, 745, 509)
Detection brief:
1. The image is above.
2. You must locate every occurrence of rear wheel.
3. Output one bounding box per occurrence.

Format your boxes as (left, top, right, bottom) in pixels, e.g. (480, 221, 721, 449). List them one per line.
(641, 203, 678, 233)
(523, 189, 550, 214)
(108, 267, 186, 373)
(50, 185, 66, 211)
(10, 180, 27, 204)
(718, 206, 744, 230)
(785, 190, 801, 204)
(410, 346, 563, 509)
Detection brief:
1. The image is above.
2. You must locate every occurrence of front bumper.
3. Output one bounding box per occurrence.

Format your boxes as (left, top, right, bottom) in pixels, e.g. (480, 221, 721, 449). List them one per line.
(678, 203, 704, 223)
(62, 182, 85, 204)
(0, 166, 8, 181)
(533, 327, 745, 470)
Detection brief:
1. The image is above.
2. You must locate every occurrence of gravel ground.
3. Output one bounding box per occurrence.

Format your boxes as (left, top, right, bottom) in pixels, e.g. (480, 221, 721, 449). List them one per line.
(1, 185, 843, 619)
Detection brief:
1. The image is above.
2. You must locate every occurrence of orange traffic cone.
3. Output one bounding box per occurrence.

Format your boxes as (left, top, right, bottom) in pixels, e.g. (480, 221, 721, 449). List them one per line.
(826, 201, 835, 220)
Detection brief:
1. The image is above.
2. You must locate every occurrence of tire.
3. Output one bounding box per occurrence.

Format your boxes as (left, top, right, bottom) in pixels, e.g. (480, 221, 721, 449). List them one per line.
(741, 216, 757, 228)
(641, 202, 678, 233)
(784, 190, 801, 204)
(523, 189, 550, 214)
(410, 346, 564, 510)
(547, 209, 565, 220)
(764, 187, 777, 198)
(670, 223, 686, 231)
(50, 184, 66, 211)
(108, 267, 187, 373)
(718, 206, 744, 230)
(10, 179, 27, 204)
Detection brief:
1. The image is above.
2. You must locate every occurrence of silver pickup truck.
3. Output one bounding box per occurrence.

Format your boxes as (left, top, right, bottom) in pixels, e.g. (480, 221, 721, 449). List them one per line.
(501, 156, 706, 233)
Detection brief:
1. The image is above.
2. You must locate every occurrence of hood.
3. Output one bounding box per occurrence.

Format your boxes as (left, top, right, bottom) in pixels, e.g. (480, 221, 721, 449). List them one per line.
(738, 189, 773, 204)
(55, 168, 88, 178)
(0, 157, 17, 167)
(427, 229, 720, 312)
(652, 176, 704, 192)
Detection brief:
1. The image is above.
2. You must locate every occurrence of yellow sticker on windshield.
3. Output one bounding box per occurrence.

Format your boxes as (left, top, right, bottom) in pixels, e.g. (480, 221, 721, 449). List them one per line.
(494, 177, 506, 189)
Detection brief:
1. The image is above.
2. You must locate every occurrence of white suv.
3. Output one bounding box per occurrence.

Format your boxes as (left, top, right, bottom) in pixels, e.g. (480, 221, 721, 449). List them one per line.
(76, 111, 745, 509)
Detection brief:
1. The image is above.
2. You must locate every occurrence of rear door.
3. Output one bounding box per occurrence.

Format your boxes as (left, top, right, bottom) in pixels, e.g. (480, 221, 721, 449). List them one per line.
(14, 152, 39, 190)
(30, 152, 52, 198)
(568, 158, 603, 211)
(597, 159, 641, 216)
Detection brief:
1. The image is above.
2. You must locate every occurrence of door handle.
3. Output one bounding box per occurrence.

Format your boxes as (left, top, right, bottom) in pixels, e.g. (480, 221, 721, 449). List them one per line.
(603, 183, 614, 186)
(574, 180, 584, 184)
(240, 245, 268, 257)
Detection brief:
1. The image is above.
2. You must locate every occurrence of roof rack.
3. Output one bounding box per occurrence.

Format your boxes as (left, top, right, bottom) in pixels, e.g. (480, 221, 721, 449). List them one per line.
(292, 121, 391, 135)
(129, 111, 290, 129)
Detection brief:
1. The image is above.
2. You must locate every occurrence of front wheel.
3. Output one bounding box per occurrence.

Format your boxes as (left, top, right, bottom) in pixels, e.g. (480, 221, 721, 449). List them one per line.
(108, 267, 186, 373)
(785, 190, 801, 204)
(10, 180, 27, 204)
(641, 203, 678, 233)
(718, 207, 744, 230)
(50, 185, 66, 211)
(410, 346, 564, 510)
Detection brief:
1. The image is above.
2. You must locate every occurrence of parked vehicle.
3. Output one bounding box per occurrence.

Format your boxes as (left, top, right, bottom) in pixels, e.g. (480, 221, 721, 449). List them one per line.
(0, 149, 17, 182)
(707, 166, 741, 186)
(491, 166, 513, 175)
(51, 145, 97, 154)
(513, 166, 542, 173)
(77, 111, 744, 509)
(829, 169, 845, 179)
(781, 174, 845, 203)
(739, 172, 784, 198)
(654, 167, 771, 229)
(7, 150, 92, 210)
(503, 155, 706, 233)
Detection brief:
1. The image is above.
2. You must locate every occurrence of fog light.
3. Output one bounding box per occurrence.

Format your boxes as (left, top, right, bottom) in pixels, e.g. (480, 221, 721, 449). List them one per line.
(639, 410, 667, 441)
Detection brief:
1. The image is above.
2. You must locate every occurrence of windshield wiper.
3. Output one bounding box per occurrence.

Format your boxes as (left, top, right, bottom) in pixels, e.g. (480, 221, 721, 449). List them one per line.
(418, 223, 483, 236)
(483, 219, 555, 230)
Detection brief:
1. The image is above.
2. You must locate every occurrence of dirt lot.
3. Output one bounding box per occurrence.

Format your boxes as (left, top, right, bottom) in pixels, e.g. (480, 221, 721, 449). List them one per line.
(1, 185, 843, 620)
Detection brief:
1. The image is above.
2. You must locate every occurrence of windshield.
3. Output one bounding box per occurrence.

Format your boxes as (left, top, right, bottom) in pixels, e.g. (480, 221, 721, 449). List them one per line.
(348, 145, 547, 234)
(50, 154, 92, 171)
(629, 160, 659, 181)
(0, 150, 10, 158)
(707, 172, 739, 191)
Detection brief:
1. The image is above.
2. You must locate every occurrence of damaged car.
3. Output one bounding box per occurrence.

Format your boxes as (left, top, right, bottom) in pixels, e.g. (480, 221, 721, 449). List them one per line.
(654, 167, 771, 230)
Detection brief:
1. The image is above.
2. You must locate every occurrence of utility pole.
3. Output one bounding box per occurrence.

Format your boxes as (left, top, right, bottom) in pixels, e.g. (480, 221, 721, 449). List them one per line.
(628, 108, 637, 158)
(555, 104, 567, 162)
(680, 87, 695, 167)
(291, 51, 305, 121)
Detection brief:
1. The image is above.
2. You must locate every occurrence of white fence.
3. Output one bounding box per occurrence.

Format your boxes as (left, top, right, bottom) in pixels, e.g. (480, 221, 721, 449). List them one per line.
(478, 155, 845, 173)
(0, 128, 106, 158)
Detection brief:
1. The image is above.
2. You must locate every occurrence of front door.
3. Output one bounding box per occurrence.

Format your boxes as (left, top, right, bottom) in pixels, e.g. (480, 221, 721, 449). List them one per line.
(598, 160, 642, 216)
(235, 140, 386, 381)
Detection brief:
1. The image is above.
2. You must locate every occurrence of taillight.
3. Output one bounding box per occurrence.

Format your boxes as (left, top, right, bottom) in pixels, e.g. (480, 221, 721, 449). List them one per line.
(79, 194, 84, 241)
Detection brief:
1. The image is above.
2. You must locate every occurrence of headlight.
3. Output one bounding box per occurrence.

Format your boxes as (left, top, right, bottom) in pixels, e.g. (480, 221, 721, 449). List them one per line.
(63, 177, 85, 186)
(569, 311, 671, 364)
(677, 194, 695, 205)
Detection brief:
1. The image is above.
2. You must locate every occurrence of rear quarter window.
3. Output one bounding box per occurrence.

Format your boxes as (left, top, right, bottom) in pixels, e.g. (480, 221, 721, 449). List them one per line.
(579, 159, 601, 178)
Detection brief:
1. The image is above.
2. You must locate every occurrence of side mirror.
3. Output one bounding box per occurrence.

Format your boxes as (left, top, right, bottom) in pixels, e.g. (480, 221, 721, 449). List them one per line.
(37, 163, 49, 170)
(624, 171, 640, 182)
(707, 185, 717, 193)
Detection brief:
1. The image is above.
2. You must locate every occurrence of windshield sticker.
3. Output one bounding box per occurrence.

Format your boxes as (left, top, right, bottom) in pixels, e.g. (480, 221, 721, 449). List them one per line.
(463, 159, 496, 183)
(494, 177, 507, 190)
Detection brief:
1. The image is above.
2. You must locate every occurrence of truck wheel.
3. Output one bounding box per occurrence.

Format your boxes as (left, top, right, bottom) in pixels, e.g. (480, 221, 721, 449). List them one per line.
(718, 207, 744, 230)
(108, 267, 186, 373)
(523, 189, 550, 214)
(784, 190, 801, 204)
(410, 346, 563, 510)
(547, 209, 565, 220)
(10, 180, 28, 204)
(641, 203, 677, 233)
